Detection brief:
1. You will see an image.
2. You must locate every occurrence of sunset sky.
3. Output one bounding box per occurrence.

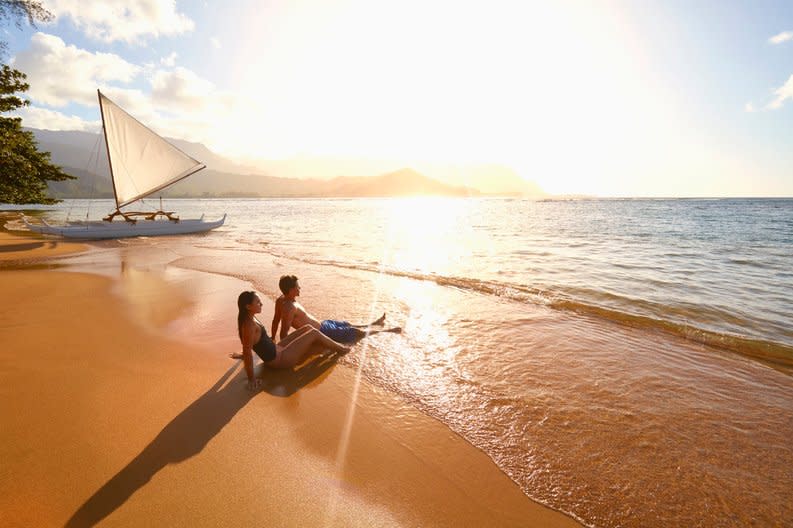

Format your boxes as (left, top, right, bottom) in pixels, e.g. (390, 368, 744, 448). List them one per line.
(4, 0, 793, 196)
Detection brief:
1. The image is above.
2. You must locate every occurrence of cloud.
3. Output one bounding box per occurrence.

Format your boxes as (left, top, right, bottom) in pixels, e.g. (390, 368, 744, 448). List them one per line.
(744, 102, 754, 112)
(11, 32, 141, 107)
(767, 74, 793, 109)
(9, 32, 253, 155)
(14, 106, 100, 132)
(769, 31, 793, 44)
(211, 37, 221, 49)
(161, 52, 178, 67)
(43, 0, 194, 43)
(151, 67, 218, 114)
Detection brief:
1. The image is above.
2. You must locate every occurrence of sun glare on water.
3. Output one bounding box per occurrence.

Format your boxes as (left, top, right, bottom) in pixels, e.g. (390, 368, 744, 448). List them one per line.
(379, 196, 472, 275)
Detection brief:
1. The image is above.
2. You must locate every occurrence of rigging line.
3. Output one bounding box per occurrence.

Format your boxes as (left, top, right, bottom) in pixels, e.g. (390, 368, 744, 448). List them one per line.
(64, 132, 103, 222)
(86, 132, 103, 219)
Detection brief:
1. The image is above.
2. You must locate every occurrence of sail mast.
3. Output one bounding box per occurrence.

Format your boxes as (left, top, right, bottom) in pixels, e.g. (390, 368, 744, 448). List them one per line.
(97, 90, 121, 211)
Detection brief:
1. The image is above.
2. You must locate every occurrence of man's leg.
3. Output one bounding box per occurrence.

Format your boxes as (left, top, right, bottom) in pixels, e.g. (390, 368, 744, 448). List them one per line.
(350, 312, 386, 328)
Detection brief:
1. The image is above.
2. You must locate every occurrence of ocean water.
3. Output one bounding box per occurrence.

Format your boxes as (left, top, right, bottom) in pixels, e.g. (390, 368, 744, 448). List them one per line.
(15, 197, 793, 527)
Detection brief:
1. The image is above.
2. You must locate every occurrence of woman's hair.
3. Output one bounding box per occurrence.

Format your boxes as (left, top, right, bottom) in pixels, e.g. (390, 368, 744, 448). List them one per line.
(237, 290, 256, 340)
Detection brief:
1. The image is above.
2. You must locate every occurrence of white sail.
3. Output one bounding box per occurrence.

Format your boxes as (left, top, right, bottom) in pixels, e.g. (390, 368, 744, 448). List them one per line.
(99, 91, 205, 208)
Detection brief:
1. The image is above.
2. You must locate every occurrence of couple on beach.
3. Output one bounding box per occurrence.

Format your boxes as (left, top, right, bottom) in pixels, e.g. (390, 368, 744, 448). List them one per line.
(235, 275, 401, 390)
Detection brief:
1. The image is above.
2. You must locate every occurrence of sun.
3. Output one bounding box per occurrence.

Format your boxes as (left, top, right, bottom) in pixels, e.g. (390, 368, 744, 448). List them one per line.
(207, 1, 682, 197)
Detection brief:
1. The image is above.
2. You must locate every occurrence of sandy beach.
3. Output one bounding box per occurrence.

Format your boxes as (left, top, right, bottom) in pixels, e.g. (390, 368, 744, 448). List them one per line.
(0, 223, 580, 527)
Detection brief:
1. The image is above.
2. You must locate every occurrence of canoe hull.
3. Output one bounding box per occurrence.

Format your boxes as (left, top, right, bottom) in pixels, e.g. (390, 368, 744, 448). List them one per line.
(23, 214, 226, 239)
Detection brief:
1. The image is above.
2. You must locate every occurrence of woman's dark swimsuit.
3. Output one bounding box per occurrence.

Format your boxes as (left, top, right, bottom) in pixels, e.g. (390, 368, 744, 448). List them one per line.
(253, 322, 276, 362)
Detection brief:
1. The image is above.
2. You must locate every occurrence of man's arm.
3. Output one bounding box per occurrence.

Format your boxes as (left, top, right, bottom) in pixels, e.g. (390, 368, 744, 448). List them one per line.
(271, 297, 283, 340)
(280, 304, 295, 341)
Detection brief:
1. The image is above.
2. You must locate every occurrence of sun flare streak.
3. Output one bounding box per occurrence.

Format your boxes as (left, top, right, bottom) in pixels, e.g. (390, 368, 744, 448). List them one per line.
(323, 245, 390, 525)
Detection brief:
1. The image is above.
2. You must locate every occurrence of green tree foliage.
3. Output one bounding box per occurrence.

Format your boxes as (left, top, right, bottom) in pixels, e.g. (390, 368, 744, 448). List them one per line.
(0, 0, 51, 26)
(0, 1, 53, 56)
(0, 0, 73, 204)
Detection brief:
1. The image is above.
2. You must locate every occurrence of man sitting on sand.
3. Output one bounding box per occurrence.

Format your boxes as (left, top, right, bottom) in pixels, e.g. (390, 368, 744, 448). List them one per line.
(273, 274, 401, 343)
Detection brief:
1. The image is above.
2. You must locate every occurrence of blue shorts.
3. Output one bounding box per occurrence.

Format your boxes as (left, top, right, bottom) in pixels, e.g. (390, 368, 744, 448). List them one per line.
(320, 319, 358, 343)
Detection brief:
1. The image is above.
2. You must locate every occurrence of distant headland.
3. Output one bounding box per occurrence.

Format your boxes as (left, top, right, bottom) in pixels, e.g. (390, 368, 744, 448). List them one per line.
(28, 128, 546, 199)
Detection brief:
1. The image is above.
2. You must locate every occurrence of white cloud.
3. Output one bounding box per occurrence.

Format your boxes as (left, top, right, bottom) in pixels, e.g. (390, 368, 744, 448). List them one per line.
(161, 52, 178, 67)
(211, 37, 221, 49)
(769, 31, 793, 44)
(43, 0, 194, 43)
(744, 102, 754, 112)
(9, 32, 250, 155)
(151, 67, 218, 114)
(767, 74, 793, 109)
(11, 32, 141, 107)
(15, 106, 100, 132)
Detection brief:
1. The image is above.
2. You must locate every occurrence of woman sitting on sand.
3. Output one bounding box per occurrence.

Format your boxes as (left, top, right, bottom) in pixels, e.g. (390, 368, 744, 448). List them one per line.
(235, 291, 350, 390)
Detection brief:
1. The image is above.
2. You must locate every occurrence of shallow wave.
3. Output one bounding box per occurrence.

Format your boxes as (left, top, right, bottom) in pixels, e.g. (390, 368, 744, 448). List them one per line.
(237, 246, 793, 372)
(550, 299, 793, 371)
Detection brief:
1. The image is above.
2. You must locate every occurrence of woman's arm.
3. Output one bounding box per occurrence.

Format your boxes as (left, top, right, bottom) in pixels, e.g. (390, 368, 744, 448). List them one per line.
(240, 321, 261, 390)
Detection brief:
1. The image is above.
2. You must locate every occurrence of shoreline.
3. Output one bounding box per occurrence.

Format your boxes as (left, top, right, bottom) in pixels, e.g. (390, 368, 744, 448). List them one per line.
(0, 226, 580, 527)
(0, 213, 89, 263)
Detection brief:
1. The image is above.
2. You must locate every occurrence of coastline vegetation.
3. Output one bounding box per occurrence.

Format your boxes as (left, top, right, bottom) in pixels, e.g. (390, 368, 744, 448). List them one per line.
(0, 0, 72, 205)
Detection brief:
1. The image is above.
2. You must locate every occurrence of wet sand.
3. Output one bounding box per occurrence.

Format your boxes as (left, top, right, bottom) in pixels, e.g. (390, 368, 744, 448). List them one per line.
(0, 227, 580, 527)
(0, 225, 88, 263)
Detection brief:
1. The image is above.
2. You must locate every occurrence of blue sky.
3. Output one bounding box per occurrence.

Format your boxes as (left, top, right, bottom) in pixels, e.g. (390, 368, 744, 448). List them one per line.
(3, 0, 793, 196)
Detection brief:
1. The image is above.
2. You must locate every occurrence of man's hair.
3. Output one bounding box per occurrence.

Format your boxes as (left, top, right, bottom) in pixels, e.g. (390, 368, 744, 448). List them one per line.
(279, 275, 299, 295)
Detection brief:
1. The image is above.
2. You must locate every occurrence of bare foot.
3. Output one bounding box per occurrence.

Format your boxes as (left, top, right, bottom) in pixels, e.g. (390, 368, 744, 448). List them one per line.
(372, 312, 386, 326)
(385, 327, 402, 334)
(229, 353, 243, 359)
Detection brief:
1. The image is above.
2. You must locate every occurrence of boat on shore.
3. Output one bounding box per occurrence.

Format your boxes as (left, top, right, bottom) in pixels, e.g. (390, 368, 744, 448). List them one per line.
(23, 90, 226, 239)
(24, 213, 226, 239)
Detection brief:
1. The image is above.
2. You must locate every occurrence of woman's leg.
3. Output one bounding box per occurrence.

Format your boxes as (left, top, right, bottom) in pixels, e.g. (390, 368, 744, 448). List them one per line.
(273, 327, 350, 368)
(277, 324, 313, 346)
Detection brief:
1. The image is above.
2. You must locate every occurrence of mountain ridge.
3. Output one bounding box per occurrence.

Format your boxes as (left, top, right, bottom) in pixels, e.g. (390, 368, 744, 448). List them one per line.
(28, 128, 544, 198)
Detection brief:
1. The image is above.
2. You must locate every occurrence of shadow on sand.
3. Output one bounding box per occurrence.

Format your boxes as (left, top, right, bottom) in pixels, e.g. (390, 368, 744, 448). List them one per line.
(0, 240, 46, 252)
(65, 353, 340, 527)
